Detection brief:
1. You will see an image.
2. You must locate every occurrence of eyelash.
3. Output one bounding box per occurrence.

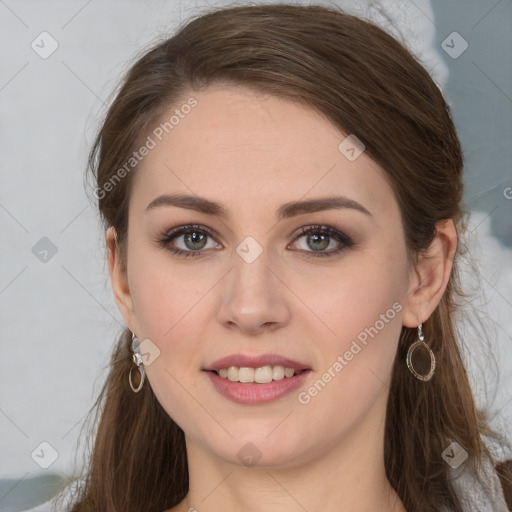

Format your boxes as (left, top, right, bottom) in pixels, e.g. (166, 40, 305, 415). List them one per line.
(155, 224, 355, 259)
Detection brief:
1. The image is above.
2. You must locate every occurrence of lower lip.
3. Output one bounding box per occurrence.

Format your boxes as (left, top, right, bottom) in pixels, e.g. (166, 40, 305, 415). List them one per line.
(204, 370, 312, 405)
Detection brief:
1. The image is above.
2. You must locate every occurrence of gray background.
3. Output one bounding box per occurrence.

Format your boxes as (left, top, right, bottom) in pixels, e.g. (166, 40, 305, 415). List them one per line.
(432, 0, 512, 247)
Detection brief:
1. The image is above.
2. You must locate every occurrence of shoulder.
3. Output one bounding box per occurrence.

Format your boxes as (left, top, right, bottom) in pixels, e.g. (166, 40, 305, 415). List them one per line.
(450, 454, 509, 512)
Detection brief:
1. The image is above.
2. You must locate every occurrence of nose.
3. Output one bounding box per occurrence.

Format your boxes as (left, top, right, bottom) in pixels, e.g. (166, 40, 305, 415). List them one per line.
(216, 246, 291, 336)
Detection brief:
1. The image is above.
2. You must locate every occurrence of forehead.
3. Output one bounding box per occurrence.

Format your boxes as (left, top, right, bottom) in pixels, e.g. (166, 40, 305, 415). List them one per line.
(131, 85, 397, 221)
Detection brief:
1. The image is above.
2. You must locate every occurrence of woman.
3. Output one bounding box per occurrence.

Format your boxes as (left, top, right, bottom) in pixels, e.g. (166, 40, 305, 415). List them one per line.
(25, 3, 511, 512)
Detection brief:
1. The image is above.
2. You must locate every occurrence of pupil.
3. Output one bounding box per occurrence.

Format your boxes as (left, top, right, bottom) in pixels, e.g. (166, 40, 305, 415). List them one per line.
(185, 232, 206, 250)
(308, 233, 329, 251)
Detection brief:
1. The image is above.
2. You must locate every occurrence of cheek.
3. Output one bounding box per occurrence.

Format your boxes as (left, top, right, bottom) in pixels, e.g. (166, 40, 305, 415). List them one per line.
(301, 249, 407, 384)
(293, 243, 406, 345)
(128, 242, 209, 340)
(128, 252, 211, 431)
(127, 245, 215, 362)
(295, 248, 406, 419)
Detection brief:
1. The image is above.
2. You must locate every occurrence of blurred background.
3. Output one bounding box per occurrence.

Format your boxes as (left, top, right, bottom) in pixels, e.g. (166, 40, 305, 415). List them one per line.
(1, 1, 511, 510)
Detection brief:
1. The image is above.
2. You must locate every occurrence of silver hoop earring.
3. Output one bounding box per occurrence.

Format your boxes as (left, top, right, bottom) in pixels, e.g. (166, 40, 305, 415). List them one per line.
(406, 323, 436, 381)
(129, 332, 146, 393)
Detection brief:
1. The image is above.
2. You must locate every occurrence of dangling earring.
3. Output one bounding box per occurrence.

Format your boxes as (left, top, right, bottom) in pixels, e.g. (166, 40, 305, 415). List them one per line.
(406, 323, 436, 381)
(129, 332, 146, 393)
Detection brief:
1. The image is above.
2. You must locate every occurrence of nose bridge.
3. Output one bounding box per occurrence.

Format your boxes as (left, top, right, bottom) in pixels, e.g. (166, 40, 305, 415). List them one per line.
(216, 237, 291, 333)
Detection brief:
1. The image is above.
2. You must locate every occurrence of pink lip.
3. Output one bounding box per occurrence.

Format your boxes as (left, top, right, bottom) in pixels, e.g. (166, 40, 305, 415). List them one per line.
(205, 369, 312, 405)
(204, 353, 311, 372)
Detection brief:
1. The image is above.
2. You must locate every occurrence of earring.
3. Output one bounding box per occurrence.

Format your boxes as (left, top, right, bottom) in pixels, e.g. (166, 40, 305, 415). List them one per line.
(406, 323, 436, 381)
(129, 332, 146, 393)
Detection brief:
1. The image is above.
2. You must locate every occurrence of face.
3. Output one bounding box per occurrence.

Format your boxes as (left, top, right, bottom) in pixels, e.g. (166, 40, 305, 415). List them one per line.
(114, 84, 413, 468)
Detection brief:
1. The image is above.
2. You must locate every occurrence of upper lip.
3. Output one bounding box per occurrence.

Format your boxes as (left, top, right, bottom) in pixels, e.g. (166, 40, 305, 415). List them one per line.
(204, 353, 311, 373)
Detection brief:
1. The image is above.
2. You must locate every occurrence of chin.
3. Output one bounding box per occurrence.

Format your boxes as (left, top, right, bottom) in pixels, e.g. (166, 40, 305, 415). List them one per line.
(207, 430, 314, 469)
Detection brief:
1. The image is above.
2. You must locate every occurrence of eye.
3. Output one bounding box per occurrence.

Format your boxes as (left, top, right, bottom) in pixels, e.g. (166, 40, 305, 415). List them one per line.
(156, 224, 221, 258)
(289, 224, 354, 257)
(156, 223, 354, 259)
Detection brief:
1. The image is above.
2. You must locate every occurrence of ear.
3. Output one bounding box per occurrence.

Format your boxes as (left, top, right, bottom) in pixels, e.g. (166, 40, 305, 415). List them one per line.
(401, 219, 458, 328)
(106, 227, 136, 332)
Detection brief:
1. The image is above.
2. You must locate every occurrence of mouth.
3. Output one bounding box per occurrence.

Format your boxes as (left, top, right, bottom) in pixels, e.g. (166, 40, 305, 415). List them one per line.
(203, 354, 312, 403)
(204, 353, 311, 381)
(204, 367, 312, 405)
(205, 366, 310, 384)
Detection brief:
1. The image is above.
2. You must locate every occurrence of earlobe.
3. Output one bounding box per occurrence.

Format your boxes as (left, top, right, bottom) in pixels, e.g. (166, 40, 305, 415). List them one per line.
(401, 219, 458, 328)
(106, 227, 135, 328)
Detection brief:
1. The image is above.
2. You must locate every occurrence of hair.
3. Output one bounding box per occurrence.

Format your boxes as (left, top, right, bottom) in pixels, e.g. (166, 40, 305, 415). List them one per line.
(59, 3, 509, 512)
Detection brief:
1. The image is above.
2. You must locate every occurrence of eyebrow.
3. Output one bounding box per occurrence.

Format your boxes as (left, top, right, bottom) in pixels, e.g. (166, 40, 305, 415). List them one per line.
(145, 193, 372, 220)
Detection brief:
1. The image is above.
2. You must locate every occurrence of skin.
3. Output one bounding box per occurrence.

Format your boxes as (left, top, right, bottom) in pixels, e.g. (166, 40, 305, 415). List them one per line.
(107, 84, 457, 512)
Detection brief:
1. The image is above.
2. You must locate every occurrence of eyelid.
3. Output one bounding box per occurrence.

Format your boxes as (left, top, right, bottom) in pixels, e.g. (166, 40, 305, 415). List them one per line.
(163, 223, 217, 238)
(290, 224, 353, 242)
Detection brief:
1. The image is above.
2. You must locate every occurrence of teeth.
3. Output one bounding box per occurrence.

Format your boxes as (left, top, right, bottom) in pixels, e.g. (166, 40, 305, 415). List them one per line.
(216, 365, 299, 383)
(239, 367, 256, 383)
(272, 365, 284, 380)
(255, 366, 272, 383)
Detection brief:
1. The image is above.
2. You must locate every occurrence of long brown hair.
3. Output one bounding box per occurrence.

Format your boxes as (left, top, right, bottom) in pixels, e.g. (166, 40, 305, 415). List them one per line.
(61, 4, 508, 511)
